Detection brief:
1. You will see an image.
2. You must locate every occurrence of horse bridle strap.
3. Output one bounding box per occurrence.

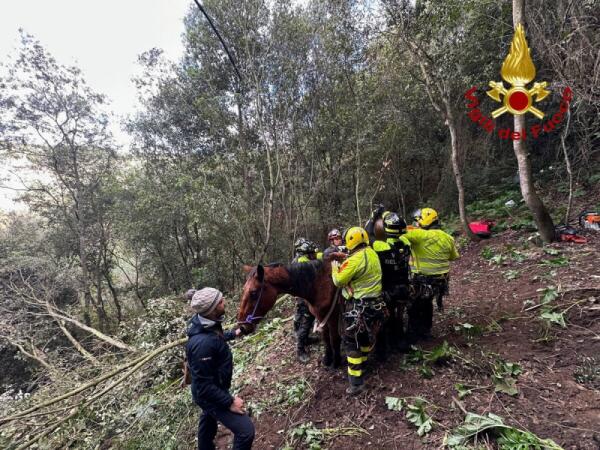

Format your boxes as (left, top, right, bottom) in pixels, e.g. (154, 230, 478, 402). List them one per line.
(243, 277, 265, 324)
(313, 288, 341, 333)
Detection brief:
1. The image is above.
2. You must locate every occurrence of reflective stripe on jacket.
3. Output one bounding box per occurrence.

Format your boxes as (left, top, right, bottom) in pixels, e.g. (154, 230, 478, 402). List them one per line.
(403, 228, 459, 275)
(331, 246, 382, 299)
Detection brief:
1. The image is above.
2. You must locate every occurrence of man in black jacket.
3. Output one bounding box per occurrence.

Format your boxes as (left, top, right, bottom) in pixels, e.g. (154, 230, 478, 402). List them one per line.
(186, 287, 255, 450)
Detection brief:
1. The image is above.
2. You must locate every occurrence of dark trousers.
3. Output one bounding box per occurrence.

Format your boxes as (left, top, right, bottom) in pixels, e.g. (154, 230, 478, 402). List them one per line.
(376, 292, 408, 358)
(408, 275, 447, 341)
(197, 408, 255, 450)
(294, 298, 315, 352)
(407, 296, 433, 339)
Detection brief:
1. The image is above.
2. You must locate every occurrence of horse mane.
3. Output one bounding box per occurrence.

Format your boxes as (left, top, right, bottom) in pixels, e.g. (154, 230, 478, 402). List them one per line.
(252, 260, 327, 299)
(285, 260, 325, 298)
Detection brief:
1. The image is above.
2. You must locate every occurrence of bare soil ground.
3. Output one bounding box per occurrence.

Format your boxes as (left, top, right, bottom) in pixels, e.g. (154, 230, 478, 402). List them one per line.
(217, 229, 600, 449)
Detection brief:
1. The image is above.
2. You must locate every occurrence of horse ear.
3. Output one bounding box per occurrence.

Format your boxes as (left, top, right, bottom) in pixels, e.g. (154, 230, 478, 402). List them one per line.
(242, 265, 253, 274)
(256, 264, 264, 282)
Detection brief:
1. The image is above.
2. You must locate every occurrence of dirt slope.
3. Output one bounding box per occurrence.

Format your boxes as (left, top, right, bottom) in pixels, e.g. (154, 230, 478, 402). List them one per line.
(220, 229, 600, 449)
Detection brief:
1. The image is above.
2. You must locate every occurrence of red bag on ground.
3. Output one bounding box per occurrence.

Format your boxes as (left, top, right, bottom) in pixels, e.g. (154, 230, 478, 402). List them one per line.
(468, 220, 495, 238)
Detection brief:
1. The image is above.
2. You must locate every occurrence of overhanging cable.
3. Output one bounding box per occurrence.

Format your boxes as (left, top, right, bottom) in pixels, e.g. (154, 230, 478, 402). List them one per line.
(192, 0, 243, 83)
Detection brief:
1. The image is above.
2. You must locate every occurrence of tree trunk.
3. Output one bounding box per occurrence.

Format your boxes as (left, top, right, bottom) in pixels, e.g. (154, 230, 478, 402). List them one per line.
(512, 0, 556, 242)
(561, 108, 573, 224)
(447, 114, 478, 240)
(412, 50, 477, 240)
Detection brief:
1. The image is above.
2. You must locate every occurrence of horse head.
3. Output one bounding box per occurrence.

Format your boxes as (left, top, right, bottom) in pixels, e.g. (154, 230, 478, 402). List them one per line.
(237, 264, 284, 334)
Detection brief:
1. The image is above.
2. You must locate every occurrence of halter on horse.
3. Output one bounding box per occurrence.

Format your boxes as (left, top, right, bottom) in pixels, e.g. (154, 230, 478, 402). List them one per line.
(237, 261, 342, 368)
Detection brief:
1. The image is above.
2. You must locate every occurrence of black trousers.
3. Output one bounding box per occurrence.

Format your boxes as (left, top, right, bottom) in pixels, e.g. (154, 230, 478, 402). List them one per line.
(197, 408, 255, 450)
(376, 288, 409, 357)
(293, 298, 315, 351)
(408, 275, 448, 340)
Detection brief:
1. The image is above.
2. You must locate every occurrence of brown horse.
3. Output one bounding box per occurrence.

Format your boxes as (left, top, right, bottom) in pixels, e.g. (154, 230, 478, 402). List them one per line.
(237, 260, 342, 368)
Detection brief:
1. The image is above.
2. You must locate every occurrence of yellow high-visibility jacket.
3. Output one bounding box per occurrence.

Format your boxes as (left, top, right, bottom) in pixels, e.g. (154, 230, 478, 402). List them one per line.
(403, 228, 459, 275)
(331, 246, 382, 300)
(371, 236, 411, 252)
(294, 253, 322, 264)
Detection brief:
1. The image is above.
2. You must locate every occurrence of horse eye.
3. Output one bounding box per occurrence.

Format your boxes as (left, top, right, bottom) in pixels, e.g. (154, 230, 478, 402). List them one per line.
(250, 290, 259, 301)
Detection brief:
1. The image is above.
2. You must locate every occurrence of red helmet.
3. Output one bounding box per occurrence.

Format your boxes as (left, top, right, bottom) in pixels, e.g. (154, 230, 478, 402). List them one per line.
(328, 228, 342, 242)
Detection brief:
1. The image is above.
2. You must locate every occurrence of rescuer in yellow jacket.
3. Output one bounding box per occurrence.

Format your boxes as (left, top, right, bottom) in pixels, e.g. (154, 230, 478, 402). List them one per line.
(331, 227, 385, 396)
(403, 208, 459, 342)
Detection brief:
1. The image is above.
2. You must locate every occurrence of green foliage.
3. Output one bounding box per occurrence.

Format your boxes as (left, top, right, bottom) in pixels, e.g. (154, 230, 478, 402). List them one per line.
(426, 341, 457, 365)
(405, 398, 434, 437)
(543, 247, 560, 256)
(276, 379, 309, 407)
(480, 247, 495, 260)
(445, 412, 563, 449)
(538, 286, 559, 304)
(419, 365, 434, 379)
(490, 254, 505, 265)
(503, 269, 520, 280)
(455, 323, 483, 339)
(404, 342, 459, 378)
(540, 256, 569, 267)
(385, 396, 405, 411)
(386, 397, 434, 437)
(539, 310, 566, 328)
(454, 383, 473, 399)
(287, 422, 324, 450)
(492, 360, 522, 396)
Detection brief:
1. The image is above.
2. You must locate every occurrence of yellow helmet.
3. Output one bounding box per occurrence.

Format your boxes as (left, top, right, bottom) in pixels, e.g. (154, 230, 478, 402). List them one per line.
(416, 208, 439, 228)
(343, 226, 369, 251)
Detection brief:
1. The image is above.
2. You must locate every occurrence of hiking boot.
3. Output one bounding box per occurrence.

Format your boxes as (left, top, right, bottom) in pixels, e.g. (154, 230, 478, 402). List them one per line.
(297, 349, 309, 363)
(346, 384, 366, 396)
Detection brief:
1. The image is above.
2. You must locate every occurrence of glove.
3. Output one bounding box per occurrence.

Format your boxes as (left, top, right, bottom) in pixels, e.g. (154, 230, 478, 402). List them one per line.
(329, 251, 348, 262)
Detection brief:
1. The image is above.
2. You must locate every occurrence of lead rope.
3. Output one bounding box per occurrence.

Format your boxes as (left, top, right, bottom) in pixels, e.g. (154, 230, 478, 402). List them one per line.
(313, 288, 341, 333)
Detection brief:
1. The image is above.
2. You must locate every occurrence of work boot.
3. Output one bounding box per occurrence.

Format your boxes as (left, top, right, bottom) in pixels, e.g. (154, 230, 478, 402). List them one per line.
(297, 349, 309, 363)
(346, 384, 366, 396)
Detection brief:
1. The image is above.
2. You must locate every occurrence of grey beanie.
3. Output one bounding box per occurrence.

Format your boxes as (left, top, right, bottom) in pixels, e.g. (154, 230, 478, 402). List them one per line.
(190, 287, 224, 316)
(185, 289, 197, 301)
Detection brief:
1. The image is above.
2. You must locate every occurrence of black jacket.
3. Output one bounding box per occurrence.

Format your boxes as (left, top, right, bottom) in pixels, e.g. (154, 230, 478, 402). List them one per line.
(186, 314, 236, 412)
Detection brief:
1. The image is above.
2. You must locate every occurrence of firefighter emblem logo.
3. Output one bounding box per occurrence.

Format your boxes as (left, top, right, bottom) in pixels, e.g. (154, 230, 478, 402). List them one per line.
(487, 24, 549, 119)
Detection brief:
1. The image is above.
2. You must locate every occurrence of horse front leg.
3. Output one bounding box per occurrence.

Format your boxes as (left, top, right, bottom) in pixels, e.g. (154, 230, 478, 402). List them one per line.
(321, 323, 334, 368)
(329, 315, 342, 368)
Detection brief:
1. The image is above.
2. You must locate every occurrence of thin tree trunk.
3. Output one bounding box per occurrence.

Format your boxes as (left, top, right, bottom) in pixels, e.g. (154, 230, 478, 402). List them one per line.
(411, 49, 477, 239)
(1, 338, 54, 373)
(173, 223, 192, 287)
(55, 319, 99, 365)
(45, 304, 135, 352)
(512, 0, 556, 242)
(103, 268, 122, 323)
(561, 108, 573, 224)
(447, 114, 478, 240)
